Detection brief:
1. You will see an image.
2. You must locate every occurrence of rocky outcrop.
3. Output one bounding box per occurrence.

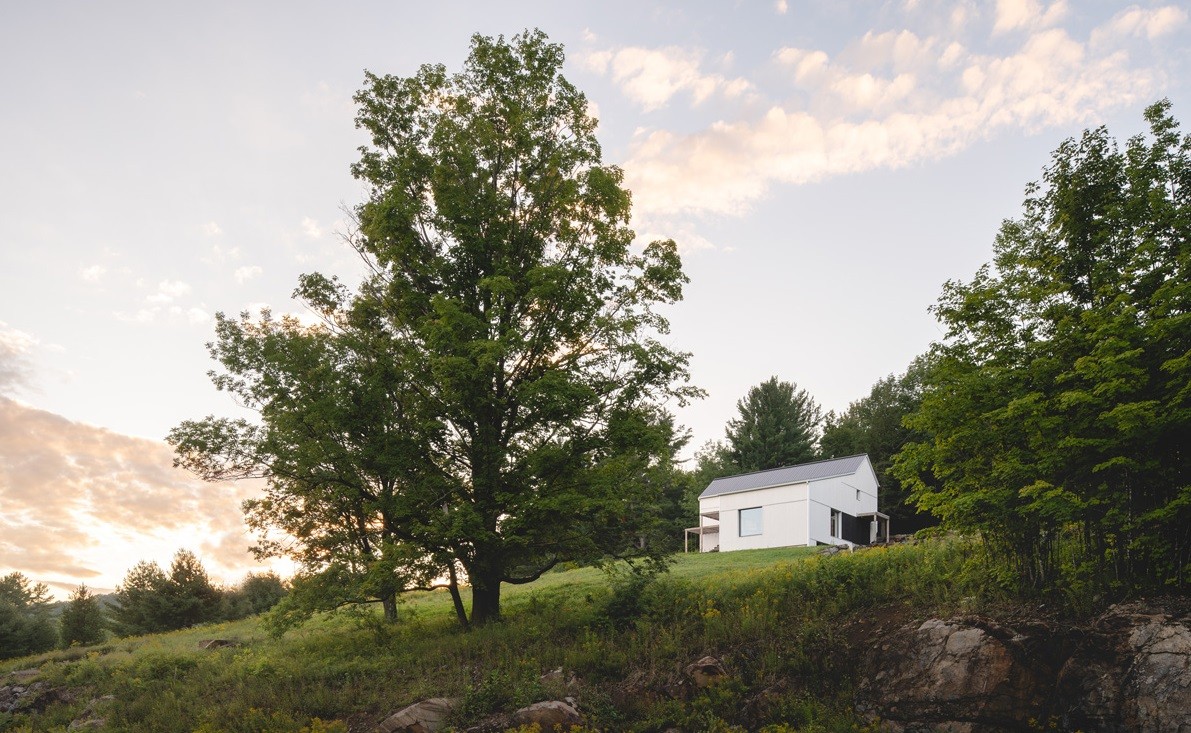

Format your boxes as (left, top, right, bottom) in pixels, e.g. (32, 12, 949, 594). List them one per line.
(1058, 603, 1191, 733)
(684, 655, 727, 690)
(856, 602, 1190, 733)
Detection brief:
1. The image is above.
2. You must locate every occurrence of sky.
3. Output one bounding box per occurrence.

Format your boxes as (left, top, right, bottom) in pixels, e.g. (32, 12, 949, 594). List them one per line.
(1, 0, 1188, 597)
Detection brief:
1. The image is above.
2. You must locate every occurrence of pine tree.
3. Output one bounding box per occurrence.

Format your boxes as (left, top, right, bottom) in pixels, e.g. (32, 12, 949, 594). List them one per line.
(59, 584, 105, 647)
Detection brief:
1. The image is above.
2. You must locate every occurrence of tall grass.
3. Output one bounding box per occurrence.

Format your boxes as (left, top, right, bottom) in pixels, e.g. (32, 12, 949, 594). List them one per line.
(0, 538, 998, 732)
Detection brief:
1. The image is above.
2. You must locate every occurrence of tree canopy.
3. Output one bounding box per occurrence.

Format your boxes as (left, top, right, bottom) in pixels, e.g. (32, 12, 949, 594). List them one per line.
(170, 30, 698, 627)
(0, 572, 56, 659)
(820, 357, 937, 531)
(894, 100, 1190, 594)
(725, 377, 822, 473)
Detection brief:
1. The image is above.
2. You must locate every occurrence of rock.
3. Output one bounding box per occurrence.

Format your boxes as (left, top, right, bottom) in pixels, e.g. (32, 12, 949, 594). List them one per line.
(508, 700, 582, 729)
(197, 639, 239, 649)
(1058, 603, 1191, 733)
(684, 655, 727, 689)
(374, 697, 457, 733)
(855, 617, 1059, 732)
(5, 668, 39, 680)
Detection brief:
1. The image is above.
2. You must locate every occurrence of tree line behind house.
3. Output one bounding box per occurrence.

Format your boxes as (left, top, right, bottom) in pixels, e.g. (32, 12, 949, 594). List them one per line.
(0, 552, 286, 660)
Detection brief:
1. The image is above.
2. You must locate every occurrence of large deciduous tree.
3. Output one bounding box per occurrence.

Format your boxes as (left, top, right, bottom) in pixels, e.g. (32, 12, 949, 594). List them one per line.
(171, 30, 697, 626)
(895, 101, 1191, 594)
(725, 377, 822, 472)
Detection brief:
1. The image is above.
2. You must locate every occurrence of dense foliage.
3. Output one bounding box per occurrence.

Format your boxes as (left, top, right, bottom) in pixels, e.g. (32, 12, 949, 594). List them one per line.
(895, 101, 1190, 595)
(820, 357, 936, 531)
(0, 572, 56, 660)
(111, 551, 226, 636)
(170, 30, 697, 627)
(58, 585, 105, 648)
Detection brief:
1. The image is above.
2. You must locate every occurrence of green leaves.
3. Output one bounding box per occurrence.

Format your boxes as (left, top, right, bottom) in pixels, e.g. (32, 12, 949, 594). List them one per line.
(894, 100, 1191, 596)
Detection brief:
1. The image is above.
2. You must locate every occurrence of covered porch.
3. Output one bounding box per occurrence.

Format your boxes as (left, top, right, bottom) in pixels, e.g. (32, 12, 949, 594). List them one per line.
(684, 510, 720, 553)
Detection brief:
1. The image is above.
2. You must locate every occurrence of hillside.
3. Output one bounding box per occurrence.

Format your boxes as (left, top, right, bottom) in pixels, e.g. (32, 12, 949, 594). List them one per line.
(1, 541, 1187, 732)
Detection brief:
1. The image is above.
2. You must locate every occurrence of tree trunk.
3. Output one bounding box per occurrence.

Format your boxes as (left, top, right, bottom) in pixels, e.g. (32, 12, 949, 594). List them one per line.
(469, 572, 502, 625)
(381, 594, 398, 623)
(448, 562, 469, 631)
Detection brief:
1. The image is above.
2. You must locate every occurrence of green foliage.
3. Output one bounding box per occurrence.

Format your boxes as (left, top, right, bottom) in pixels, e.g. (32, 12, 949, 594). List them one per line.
(220, 572, 287, 621)
(110, 550, 222, 636)
(0, 572, 56, 660)
(895, 100, 1191, 596)
(58, 584, 106, 648)
(725, 376, 822, 472)
(820, 356, 938, 530)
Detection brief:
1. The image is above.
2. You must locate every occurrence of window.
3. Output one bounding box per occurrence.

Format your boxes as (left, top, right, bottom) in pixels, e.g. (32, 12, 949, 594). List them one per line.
(856, 489, 861, 502)
(739, 507, 762, 536)
(830, 509, 842, 538)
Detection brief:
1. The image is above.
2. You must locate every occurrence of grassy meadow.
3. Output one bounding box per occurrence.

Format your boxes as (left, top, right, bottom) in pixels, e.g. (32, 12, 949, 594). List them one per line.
(0, 539, 999, 733)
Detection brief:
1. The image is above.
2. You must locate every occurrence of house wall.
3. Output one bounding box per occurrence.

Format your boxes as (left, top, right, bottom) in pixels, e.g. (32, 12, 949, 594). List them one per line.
(807, 456, 879, 545)
(704, 482, 809, 552)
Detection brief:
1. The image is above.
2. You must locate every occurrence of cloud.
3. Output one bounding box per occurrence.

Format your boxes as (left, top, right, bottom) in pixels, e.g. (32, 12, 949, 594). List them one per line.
(621, 12, 1169, 218)
(993, 0, 1068, 34)
(234, 265, 263, 283)
(301, 217, 323, 239)
(202, 243, 242, 265)
(775, 0, 788, 15)
(79, 265, 107, 283)
(0, 322, 36, 396)
(202, 221, 223, 237)
(578, 46, 753, 111)
(1092, 4, 1188, 45)
(0, 397, 269, 594)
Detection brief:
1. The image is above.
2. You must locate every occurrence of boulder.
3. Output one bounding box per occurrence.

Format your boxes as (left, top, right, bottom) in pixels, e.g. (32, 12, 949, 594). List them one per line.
(684, 655, 727, 689)
(374, 697, 457, 733)
(508, 700, 582, 730)
(197, 639, 239, 649)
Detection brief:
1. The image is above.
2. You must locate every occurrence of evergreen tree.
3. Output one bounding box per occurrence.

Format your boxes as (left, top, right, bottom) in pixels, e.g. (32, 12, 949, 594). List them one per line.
(59, 584, 105, 647)
(0, 572, 56, 659)
(109, 560, 171, 636)
(165, 549, 221, 628)
(725, 377, 822, 472)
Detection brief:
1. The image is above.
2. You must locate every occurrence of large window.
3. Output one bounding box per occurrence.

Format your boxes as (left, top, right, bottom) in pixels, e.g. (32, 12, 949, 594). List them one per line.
(830, 509, 842, 538)
(739, 507, 762, 537)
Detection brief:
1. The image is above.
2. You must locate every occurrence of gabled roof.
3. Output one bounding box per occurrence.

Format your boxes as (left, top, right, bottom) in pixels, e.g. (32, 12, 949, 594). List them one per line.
(698, 454, 870, 500)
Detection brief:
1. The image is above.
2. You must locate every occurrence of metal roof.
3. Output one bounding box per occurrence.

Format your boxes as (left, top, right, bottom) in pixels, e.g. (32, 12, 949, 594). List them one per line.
(698, 454, 870, 500)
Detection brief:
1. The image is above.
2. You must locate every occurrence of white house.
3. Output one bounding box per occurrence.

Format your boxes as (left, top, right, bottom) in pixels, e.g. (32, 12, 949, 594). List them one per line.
(685, 454, 889, 553)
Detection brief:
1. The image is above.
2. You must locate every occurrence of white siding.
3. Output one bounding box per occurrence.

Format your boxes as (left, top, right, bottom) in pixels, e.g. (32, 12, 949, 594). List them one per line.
(807, 455, 880, 545)
(714, 482, 809, 551)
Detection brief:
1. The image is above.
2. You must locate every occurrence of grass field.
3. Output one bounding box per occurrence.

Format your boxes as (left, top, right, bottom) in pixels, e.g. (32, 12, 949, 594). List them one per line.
(0, 540, 989, 732)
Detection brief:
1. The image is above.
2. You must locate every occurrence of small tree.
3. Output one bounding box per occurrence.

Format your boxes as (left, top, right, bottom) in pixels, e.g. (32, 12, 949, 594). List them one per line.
(725, 377, 822, 472)
(59, 584, 105, 647)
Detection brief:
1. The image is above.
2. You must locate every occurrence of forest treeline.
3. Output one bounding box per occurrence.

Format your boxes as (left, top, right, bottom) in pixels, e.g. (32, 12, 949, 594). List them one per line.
(0, 551, 285, 660)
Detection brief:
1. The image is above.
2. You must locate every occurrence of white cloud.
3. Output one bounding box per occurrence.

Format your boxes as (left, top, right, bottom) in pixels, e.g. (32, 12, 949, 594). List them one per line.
(234, 265, 263, 284)
(624, 15, 1162, 218)
(775, 0, 788, 15)
(0, 322, 37, 395)
(301, 217, 323, 239)
(579, 46, 753, 111)
(157, 279, 191, 299)
(202, 243, 242, 265)
(186, 308, 210, 325)
(993, 0, 1068, 34)
(1092, 4, 1187, 45)
(202, 221, 223, 237)
(79, 265, 107, 282)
